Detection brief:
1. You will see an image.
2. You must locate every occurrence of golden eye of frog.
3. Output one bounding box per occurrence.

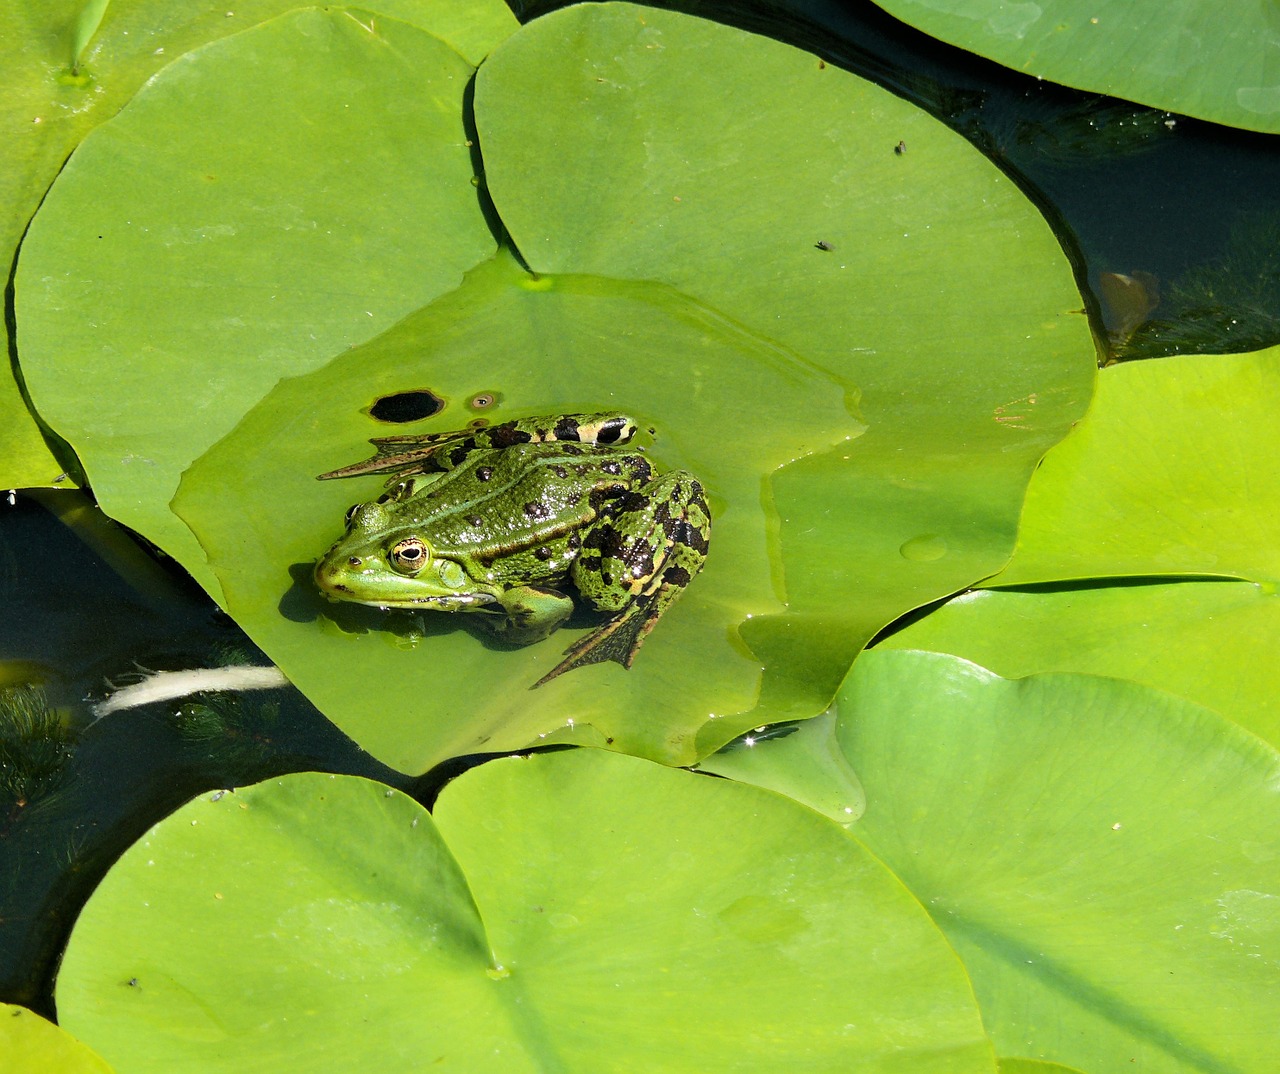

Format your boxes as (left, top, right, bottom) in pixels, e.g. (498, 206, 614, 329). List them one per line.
(314, 413, 710, 685)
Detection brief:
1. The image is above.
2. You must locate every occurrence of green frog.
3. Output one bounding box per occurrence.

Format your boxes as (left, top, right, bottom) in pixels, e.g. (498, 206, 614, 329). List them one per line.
(314, 413, 710, 685)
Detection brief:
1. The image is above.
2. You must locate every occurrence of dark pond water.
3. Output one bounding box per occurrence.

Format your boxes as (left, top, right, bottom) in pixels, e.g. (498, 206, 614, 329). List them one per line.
(3, 0, 1278, 1016)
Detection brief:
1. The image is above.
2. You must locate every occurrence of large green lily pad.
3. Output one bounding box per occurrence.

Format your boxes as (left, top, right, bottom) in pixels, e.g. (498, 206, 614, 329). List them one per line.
(989, 348, 1280, 586)
(1, 0, 515, 488)
(56, 753, 996, 1073)
(868, 0, 1280, 134)
(0, 1003, 114, 1074)
(162, 4, 1093, 772)
(14, 8, 499, 587)
(839, 649, 1280, 1073)
(878, 580, 1280, 749)
(175, 249, 860, 768)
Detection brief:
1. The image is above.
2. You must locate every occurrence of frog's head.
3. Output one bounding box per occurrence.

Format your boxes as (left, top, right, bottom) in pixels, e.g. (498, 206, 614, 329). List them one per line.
(314, 501, 496, 612)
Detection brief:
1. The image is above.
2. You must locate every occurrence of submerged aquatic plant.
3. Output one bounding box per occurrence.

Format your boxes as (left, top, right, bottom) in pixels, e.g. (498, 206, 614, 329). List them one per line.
(0, 685, 75, 811)
(1117, 210, 1280, 359)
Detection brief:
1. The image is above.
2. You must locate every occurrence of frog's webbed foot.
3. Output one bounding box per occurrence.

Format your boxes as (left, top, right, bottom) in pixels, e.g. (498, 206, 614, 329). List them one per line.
(532, 595, 662, 687)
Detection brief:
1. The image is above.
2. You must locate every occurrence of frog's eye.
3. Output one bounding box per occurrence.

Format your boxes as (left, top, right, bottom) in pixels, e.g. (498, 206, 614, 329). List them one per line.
(388, 537, 430, 575)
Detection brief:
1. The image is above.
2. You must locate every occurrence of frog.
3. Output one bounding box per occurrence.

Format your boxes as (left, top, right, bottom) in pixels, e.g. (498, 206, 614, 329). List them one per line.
(313, 413, 710, 686)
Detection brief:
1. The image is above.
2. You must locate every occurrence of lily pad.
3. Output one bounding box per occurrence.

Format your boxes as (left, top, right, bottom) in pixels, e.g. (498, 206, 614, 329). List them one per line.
(0, 378, 67, 490)
(479, 3, 1093, 736)
(170, 4, 1091, 772)
(1, 0, 516, 488)
(878, 580, 1280, 749)
(695, 713, 866, 825)
(14, 8, 500, 588)
(0, 1003, 114, 1074)
(56, 753, 996, 1073)
(839, 649, 1280, 1073)
(989, 348, 1280, 586)
(175, 249, 859, 769)
(867, 0, 1280, 134)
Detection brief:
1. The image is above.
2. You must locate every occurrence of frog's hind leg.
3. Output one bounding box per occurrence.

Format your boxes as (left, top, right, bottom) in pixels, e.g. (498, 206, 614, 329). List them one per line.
(535, 472, 710, 686)
(318, 414, 639, 482)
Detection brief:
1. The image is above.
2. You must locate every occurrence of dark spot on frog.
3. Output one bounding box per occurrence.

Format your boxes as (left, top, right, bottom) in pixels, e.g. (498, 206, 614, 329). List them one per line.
(588, 485, 630, 512)
(600, 460, 622, 476)
(669, 518, 709, 554)
(448, 446, 471, 467)
(596, 417, 629, 444)
(535, 546, 554, 561)
(550, 464, 568, 478)
(558, 443, 585, 457)
(368, 389, 445, 423)
(524, 501, 551, 520)
(491, 421, 533, 448)
(614, 491, 649, 514)
(475, 466, 494, 482)
(627, 457, 653, 482)
(468, 515, 483, 526)
(553, 417, 582, 441)
(663, 565, 692, 587)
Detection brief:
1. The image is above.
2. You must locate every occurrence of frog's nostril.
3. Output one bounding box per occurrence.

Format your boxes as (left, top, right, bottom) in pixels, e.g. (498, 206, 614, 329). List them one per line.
(348, 557, 361, 567)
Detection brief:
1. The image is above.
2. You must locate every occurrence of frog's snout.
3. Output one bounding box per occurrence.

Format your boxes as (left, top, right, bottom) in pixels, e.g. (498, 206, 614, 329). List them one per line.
(314, 556, 354, 598)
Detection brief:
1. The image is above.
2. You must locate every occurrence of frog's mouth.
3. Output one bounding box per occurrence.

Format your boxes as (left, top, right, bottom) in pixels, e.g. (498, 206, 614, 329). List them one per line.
(331, 592, 498, 613)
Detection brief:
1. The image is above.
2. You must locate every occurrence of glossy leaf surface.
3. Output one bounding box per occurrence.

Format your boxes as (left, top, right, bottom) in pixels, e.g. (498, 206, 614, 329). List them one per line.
(0, 0, 515, 487)
(879, 580, 1280, 749)
(0, 1003, 114, 1074)
(990, 349, 1280, 586)
(869, 0, 1280, 134)
(840, 649, 1280, 1074)
(57, 754, 996, 1073)
(15, 8, 499, 586)
(695, 713, 866, 825)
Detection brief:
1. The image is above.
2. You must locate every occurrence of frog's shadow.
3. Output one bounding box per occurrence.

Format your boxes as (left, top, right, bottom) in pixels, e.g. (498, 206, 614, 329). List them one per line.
(281, 561, 608, 654)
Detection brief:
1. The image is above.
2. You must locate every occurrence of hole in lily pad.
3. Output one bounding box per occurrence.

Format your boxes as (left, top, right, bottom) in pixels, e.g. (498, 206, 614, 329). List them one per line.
(368, 390, 446, 424)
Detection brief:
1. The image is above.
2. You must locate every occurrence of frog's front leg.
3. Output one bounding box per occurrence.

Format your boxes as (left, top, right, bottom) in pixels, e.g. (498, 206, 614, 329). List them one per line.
(478, 585, 575, 647)
(536, 471, 710, 685)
